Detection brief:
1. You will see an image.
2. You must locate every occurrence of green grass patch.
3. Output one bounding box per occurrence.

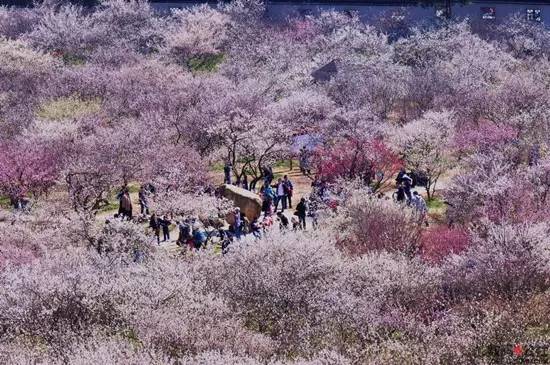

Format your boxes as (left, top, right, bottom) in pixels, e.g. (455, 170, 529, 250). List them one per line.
(98, 200, 119, 214)
(211, 161, 225, 172)
(427, 196, 447, 221)
(187, 53, 224, 73)
(37, 96, 101, 121)
(127, 183, 140, 194)
(427, 197, 445, 210)
(0, 196, 11, 209)
(273, 159, 297, 170)
(62, 53, 86, 66)
(212, 243, 222, 255)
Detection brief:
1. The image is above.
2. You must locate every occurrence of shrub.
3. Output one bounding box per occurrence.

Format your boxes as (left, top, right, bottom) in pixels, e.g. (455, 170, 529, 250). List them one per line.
(335, 191, 422, 255)
(420, 226, 470, 263)
(442, 223, 550, 302)
(201, 232, 343, 356)
(94, 220, 154, 262)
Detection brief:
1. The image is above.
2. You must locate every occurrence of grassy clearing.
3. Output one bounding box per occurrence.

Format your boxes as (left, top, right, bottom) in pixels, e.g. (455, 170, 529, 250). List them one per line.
(0, 196, 11, 209)
(274, 159, 298, 170)
(211, 161, 225, 172)
(98, 200, 118, 214)
(427, 196, 447, 222)
(37, 96, 101, 121)
(188, 53, 224, 73)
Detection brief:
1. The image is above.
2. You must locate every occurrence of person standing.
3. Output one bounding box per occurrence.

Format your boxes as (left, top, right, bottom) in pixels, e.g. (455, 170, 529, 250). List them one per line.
(224, 161, 232, 185)
(402, 173, 413, 203)
(138, 185, 149, 215)
(296, 197, 307, 230)
(396, 168, 406, 185)
(177, 220, 191, 247)
(160, 215, 171, 242)
(299, 147, 307, 175)
(262, 184, 275, 216)
(263, 165, 274, 186)
(308, 196, 319, 229)
(283, 175, 294, 209)
(242, 174, 249, 190)
(219, 229, 233, 255)
(411, 191, 429, 226)
(233, 208, 242, 240)
(395, 183, 406, 203)
(193, 224, 207, 250)
(119, 188, 133, 221)
(149, 214, 161, 245)
(274, 178, 287, 212)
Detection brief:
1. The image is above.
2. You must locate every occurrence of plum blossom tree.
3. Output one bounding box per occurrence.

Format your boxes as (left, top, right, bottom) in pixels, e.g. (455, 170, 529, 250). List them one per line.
(314, 138, 403, 191)
(201, 80, 293, 186)
(24, 3, 96, 60)
(211, 109, 290, 186)
(63, 131, 124, 214)
(333, 188, 423, 255)
(0, 140, 60, 207)
(0, 7, 38, 39)
(442, 222, 550, 301)
(145, 144, 231, 221)
(391, 110, 455, 199)
(25, 0, 164, 62)
(0, 38, 60, 135)
(163, 5, 230, 64)
(445, 152, 549, 226)
(494, 14, 550, 60)
(453, 118, 518, 157)
(329, 60, 410, 121)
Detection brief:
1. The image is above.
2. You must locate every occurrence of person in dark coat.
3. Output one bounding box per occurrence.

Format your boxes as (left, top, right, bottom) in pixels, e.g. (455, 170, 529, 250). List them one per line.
(277, 212, 289, 231)
(233, 208, 242, 240)
(296, 197, 307, 229)
(242, 174, 249, 190)
(223, 161, 232, 185)
(283, 175, 294, 208)
(119, 188, 133, 221)
(177, 220, 191, 247)
(250, 218, 262, 239)
(159, 215, 171, 242)
(149, 214, 161, 245)
(396, 168, 406, 184)
(138, 185, 150, 215)
(402, 173, 413, 202)
(396, 184, 406, 203)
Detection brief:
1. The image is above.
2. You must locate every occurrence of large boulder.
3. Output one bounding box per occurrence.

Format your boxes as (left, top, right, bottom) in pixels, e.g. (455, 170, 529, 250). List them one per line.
(219, 184, 262, 222)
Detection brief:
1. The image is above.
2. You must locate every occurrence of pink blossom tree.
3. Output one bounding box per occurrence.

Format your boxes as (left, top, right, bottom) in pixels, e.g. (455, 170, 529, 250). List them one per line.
(0, 140, 60, 207)
(314, 137, 403, 191)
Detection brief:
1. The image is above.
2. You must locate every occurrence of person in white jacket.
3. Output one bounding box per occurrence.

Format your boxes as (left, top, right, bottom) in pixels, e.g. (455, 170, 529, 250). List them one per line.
(411, 191, 428, 226)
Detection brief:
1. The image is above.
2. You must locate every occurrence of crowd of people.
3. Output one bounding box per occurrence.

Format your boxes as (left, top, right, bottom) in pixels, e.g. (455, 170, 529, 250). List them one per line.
(108, 171, 312, 253)
(110, 164, 430, 253)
